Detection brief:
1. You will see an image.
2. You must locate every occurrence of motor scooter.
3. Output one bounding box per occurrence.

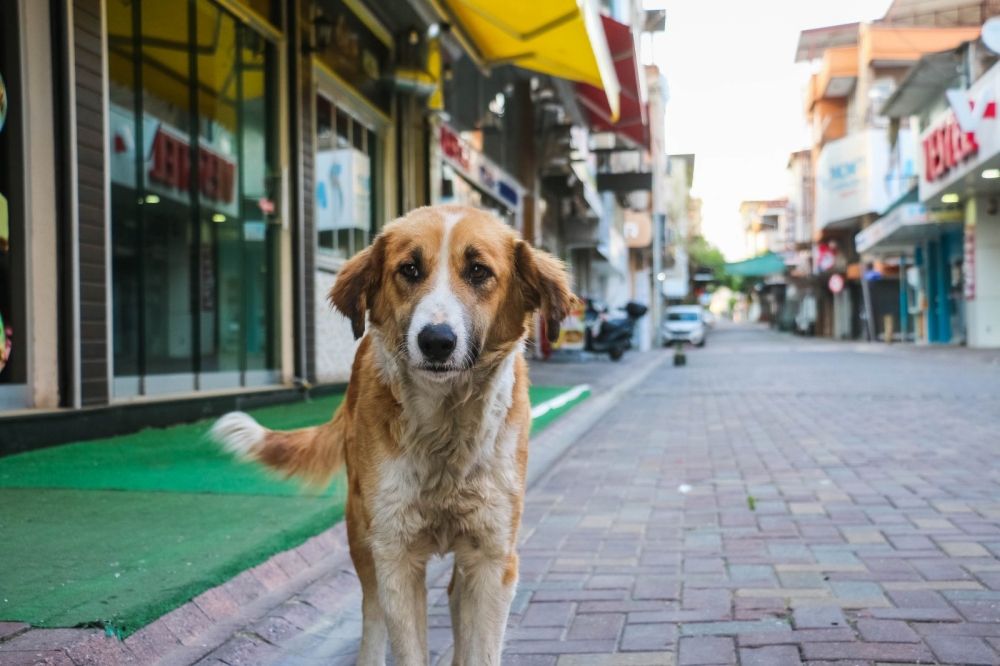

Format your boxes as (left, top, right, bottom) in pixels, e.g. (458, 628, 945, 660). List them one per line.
(583, 299, 648, 361)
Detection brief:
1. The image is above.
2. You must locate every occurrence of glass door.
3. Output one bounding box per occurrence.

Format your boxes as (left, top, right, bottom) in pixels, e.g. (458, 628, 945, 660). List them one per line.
(108, 0, 280, 398)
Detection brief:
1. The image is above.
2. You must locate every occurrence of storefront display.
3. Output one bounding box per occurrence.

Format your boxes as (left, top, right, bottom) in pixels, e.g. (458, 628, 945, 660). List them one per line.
(438, 121, 524, 230)
(316, 94, 376, 260)
(0, 0, 26, 399)
(107, 0, 281, 396)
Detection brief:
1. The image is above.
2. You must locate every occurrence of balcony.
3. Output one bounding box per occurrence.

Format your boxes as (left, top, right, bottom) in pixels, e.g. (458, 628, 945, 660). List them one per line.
(860, 24, 981, 67)
(816, 46, 859, 99)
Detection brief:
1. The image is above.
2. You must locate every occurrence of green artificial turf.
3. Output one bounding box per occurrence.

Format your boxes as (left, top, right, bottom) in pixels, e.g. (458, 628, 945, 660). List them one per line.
(0, 385, 587, 635)
(0, 395, 347, 496)
(0, 487, 345, 634)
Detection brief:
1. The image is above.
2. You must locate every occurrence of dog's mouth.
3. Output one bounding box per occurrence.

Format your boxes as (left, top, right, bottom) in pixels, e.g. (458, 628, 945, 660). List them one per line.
(418, 363, 459, 374)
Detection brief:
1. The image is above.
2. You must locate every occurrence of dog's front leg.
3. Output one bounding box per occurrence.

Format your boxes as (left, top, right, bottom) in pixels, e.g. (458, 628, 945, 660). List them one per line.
(375, 551, 429, 666)
(452, 546, 518, 666)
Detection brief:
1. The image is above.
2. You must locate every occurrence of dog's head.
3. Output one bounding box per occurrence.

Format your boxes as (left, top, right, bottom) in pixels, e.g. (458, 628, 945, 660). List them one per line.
(330, 205, 574, 379)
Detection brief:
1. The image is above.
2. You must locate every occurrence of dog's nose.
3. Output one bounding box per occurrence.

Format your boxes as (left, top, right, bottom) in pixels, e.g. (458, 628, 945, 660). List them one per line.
(417, 324, 457, 363)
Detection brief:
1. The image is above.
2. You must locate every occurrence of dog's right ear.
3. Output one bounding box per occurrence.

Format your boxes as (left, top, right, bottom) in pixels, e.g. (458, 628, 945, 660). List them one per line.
(330, 236, 385, 340)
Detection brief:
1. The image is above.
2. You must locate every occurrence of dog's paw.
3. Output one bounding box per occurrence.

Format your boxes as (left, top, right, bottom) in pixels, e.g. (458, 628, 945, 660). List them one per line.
(210, 412, 267, 460)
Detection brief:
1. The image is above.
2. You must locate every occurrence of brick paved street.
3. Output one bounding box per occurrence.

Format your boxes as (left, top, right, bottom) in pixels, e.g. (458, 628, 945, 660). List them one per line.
(497, 323, 1000, 666)
(8, 322, 1000, 666)
(267, 323, 1000, 666)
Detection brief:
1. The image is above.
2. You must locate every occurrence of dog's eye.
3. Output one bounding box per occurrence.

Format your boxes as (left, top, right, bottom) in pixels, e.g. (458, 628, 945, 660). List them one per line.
(469, 264, 491, 283)
(400, 263, 419, 280)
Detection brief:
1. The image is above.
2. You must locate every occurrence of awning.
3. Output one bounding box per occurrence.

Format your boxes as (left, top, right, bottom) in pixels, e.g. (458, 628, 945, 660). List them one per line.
(575, 16, 648, 149)
(434, 0, 621, 119)
(855, 202, 964, 255)
(880, 49, 964, 119)
(725, 252, 787, 277)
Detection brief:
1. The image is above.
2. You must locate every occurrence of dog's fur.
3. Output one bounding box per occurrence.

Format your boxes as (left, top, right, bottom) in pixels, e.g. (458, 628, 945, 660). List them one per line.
(212, 205, 574, 666)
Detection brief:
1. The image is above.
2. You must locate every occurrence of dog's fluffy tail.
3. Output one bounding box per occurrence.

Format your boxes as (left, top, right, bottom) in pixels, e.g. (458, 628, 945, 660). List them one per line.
(211, 406, 349, 488)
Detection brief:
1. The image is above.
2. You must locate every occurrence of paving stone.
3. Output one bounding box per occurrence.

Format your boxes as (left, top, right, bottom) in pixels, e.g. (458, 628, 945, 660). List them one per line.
(739, 645, 803, 666)
(678, 636, 736, 665)
(620, 623, 678, 652)
(680, 619, 790, 637)
(854, 619, 920, 643)
(924, 635, 999, 665)
(801, 642, 934, 662)
(567, 613, 625, 641)
(792, 607, 847, 629)
(938, 541, 991, 558)
(522, 603, 576, 628)
(556, 654, 676, 666)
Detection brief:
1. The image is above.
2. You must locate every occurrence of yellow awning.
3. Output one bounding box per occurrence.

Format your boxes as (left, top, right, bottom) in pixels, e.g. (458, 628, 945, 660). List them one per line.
(435, 0, 621, 120)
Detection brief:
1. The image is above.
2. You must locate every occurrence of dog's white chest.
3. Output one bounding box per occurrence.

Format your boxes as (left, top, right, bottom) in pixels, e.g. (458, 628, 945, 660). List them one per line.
(371, 420, 521, 557)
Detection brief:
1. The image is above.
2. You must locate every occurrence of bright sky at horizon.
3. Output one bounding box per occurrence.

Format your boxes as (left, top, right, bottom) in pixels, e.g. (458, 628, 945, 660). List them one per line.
(643, 0, 894, 260)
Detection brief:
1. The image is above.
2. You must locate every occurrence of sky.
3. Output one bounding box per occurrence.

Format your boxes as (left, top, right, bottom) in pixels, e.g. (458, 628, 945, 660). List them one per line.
(643, 0, 894, 259)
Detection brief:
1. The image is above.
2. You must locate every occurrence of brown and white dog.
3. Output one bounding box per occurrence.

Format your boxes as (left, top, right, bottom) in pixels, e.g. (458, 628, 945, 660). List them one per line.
(211, 205, 574, 665)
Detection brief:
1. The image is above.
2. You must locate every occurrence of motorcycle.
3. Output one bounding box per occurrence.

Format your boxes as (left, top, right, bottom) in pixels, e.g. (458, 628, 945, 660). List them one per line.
(583, 299, 648, 361)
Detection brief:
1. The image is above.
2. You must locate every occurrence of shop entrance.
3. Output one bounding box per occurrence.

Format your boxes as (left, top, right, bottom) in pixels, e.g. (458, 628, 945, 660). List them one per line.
(108, 0, 282, 397)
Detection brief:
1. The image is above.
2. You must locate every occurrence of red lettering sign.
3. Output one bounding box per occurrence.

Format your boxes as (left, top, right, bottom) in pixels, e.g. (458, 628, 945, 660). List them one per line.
(148, 128, 236, 204)
(440, 125, 471, 172)
(923, 112, 978, 183)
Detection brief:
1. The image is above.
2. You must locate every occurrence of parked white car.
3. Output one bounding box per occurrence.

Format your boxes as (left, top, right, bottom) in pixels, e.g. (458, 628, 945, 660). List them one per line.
(661, 305, 707, 347)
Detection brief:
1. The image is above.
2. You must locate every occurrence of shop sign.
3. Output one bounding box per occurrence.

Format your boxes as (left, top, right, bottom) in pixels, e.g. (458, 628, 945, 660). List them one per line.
(964, 224, 976, 300)
(815, 243, 837, 273)
(922, 113, 979, 183)
(439, 122, 524, 213)
(148, 129, 236, 205)
(828, 274, 845, 294)
(623, 209, 652, 248)
(109, 103, 239, 217)
(550, 300, 586, 351)
(920, 61, 1000, 200)
(316, 147, 371, 232)
(815, 130, 892, 230)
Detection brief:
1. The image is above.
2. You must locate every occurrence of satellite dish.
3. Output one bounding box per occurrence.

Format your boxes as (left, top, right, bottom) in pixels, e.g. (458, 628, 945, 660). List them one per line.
(984, 16, 1000, 54)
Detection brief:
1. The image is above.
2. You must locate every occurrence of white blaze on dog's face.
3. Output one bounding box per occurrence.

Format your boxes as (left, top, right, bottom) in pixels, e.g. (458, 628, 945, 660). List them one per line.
(330, 205, 576, 380)
(404, 211, 472, 376)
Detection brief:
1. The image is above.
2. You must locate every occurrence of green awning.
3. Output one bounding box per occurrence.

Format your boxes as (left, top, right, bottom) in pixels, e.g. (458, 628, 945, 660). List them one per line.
(725, 252, 787, 277)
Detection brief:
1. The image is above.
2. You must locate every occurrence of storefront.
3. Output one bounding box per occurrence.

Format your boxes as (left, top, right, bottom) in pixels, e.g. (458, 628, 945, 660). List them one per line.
(917, 60, 1000, 348)
(814, 128, 904, 339)
(436, 121, 524, 231)
(0, 0, 60, 412)
(310, 0, 395, 383)
(106, 0, 285, 398)
(0, 0, 25, 407)
(855, 200, 965, 343)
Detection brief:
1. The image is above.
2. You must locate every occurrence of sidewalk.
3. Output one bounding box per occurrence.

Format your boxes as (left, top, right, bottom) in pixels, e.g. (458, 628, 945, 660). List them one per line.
(0, 356, 618, 666)
(8, 326, 1000, 665)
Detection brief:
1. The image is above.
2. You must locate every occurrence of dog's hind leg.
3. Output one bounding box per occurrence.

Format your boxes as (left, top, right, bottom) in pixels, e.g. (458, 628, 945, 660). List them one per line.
(447, 561, 464, 666)
(452, 546, 518, 666)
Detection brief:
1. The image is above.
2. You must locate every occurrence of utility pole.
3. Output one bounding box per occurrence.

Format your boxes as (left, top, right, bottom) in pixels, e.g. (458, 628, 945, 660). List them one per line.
(649, 70, 666, 339)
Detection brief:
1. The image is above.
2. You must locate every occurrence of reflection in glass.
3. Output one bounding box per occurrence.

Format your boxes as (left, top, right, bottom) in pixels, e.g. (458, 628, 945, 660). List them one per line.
(108, 0, 278, 394)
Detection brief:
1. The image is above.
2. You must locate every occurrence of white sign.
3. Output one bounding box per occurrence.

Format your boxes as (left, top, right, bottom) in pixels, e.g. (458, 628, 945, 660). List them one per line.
(983, 17, 1000, 55)
(920, 61, 1000, 201)
(815, 130, 893, 230)
(316, 148, 371, 231)
(828, 274, 844, 294)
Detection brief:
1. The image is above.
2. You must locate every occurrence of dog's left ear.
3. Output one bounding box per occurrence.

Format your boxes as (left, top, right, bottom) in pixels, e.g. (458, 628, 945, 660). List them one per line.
(329, 235, 386, 339)
(515, 241, 576, 342)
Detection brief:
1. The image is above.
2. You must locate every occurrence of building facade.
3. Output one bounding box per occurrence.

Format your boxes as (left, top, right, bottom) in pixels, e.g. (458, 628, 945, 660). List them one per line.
(793, 0, 991, 341)
(0, 0, 658, 441)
